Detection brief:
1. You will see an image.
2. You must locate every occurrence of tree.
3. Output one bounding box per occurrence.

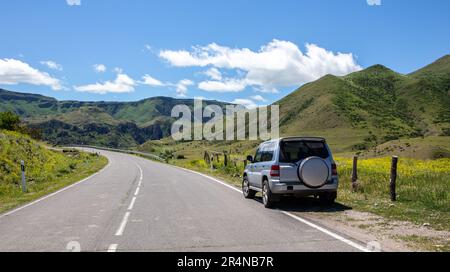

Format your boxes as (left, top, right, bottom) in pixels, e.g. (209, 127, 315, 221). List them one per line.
(0, 111, 21, 131)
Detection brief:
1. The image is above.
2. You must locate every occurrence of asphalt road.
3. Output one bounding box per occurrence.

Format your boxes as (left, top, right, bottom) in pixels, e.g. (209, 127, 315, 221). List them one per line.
(0, 149, 366, 252)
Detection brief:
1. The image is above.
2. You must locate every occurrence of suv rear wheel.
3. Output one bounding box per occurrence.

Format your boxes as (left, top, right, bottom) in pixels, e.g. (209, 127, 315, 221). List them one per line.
(262, 180, 275, 208)
(319, 192, 337, 205)
(242, 176, 256, 199)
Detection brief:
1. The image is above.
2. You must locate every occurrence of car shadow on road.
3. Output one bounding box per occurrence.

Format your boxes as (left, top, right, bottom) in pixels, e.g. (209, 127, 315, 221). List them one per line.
(253, 196, 352, 213)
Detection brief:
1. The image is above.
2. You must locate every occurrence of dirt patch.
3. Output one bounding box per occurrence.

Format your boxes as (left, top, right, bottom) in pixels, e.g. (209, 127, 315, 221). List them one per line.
(296, 208, 450, 252)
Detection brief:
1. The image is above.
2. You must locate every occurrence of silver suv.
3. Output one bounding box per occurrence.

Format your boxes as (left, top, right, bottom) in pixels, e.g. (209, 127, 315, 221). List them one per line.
(243, 137, 339, 208)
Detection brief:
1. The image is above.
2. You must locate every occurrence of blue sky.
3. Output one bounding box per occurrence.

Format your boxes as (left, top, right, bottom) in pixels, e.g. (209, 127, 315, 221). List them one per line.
(0, 0, 449, 107)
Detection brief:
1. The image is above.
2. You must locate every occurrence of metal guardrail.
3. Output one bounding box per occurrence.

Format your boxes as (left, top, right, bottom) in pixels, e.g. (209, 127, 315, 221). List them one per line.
(68, 145, 165, 162)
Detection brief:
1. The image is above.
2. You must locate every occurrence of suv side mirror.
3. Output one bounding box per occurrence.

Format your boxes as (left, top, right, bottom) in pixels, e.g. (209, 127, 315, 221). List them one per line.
(246, 155, 253, 163)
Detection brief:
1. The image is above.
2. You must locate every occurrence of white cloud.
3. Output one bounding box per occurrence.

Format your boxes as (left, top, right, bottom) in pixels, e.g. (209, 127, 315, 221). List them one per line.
(141, 74, 165, 87)
(253, 86, 279, 94)
(250, 95, 267, 102)
(93, 64, 107, 73)
(139, 74, 193, 97)
(66, 0, 81, 6)
(175, 79, 194, 97)
(204, 67, 222, 80)
(367, 0, 381, 6)
(0, 58, 62, 90)
(74, 74, 136, 94)
(113, 67, 123, 74)
(160, 39, 362, 92)
(232, 99, 258, 109)
(40, 60, 63, 71)
(198, 79, 246, 93)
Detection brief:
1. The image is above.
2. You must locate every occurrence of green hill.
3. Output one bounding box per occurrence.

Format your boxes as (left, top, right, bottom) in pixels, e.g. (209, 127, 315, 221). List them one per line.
(276, 55, 450, 152)
(0, 90, 230, 147)
(1, 55, 449, 152)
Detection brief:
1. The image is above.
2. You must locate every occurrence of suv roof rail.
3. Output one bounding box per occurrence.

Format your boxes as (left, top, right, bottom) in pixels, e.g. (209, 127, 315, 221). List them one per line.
(280, 136, 326, 142)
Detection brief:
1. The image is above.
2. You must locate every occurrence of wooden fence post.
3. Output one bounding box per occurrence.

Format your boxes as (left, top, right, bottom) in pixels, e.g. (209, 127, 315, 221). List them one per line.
(390, 156, 398, 201)
(204, 151, 210, 164)
(351, 156, 358, 192)
(224, 153, 228, 167)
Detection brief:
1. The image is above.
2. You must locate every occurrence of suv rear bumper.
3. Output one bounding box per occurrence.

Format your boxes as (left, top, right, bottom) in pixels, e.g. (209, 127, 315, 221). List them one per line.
(269, 179, 338, 195)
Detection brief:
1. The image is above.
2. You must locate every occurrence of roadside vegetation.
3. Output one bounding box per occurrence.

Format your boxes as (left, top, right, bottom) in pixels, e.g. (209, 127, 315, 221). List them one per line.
(0, 112, 108, 213)
(336, 157, 449, 231)
(139, 138, 450, 251)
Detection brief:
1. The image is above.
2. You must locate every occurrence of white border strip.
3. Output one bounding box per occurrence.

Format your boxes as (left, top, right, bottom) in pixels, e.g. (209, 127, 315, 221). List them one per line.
(281, 211, 370, 252)
(0, 160, 111, 220)
(174, 166, 370, 252)
(128, 197, 137, 211)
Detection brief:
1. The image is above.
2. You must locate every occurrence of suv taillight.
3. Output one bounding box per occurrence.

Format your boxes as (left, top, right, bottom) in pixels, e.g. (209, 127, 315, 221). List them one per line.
(270, 165, 280, 177)
(332, 163, 338, 176)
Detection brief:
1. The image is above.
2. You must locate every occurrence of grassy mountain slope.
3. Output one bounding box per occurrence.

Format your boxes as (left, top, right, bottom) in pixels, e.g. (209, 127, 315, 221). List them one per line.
(0, 90, 230, 147)
(275, 55, 450, 152)
(139, 55, 449, 159)
(0, 130, 107, 212)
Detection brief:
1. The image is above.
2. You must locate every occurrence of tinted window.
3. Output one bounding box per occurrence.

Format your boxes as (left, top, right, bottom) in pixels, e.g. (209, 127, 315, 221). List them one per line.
(254, 148, 263, 163)
(279, 141, 329, 163)
(261, 143, 275, 162)
(254, 143, 275, 163)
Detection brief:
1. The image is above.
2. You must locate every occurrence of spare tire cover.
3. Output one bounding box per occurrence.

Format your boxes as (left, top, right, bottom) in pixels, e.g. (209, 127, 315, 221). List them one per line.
(298, 157, 329, 188)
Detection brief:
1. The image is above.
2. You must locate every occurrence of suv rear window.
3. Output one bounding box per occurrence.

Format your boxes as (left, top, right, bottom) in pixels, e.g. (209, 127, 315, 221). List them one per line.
(279, 140, 329, 163)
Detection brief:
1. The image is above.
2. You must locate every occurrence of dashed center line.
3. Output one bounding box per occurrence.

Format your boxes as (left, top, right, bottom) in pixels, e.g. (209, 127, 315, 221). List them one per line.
(114, 164, 143, 240)
(107, 244, 118, 252)
(115, 211, 130, 236)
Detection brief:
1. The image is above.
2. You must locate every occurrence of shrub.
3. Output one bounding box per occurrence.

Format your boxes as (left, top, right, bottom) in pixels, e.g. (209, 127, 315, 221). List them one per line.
(0, 112, 20, 131)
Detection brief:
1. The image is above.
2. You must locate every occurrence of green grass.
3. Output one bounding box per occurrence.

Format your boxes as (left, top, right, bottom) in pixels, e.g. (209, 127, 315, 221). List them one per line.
(0, 130, 108, 213)
(336, 157, 449, 231)
(357, 136, 450, 160)
(397, 235, 450, 252)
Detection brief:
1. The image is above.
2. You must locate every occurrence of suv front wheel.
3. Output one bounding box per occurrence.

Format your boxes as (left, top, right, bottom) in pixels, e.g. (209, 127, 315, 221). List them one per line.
(243, 176, 256, 199)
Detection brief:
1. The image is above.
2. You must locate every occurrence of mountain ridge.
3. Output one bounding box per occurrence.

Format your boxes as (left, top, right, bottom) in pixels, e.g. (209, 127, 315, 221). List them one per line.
(0, 88, 232, 147)
(1, 55, 449, 151)
(275, 55, 449, 151)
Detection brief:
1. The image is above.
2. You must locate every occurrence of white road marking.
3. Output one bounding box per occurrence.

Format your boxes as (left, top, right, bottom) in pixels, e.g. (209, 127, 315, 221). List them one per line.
(174, 166, 370, 252)
(115, 211, 130, 236)
(128, 197, 137, 211)
(281, 211, 370, 252)
(107, 244, 118, 252)
(110, 163, 143, 249)
(178, 167, 241, 193)
(137, 165, 143, 186)
(0, 160, 111, 220)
